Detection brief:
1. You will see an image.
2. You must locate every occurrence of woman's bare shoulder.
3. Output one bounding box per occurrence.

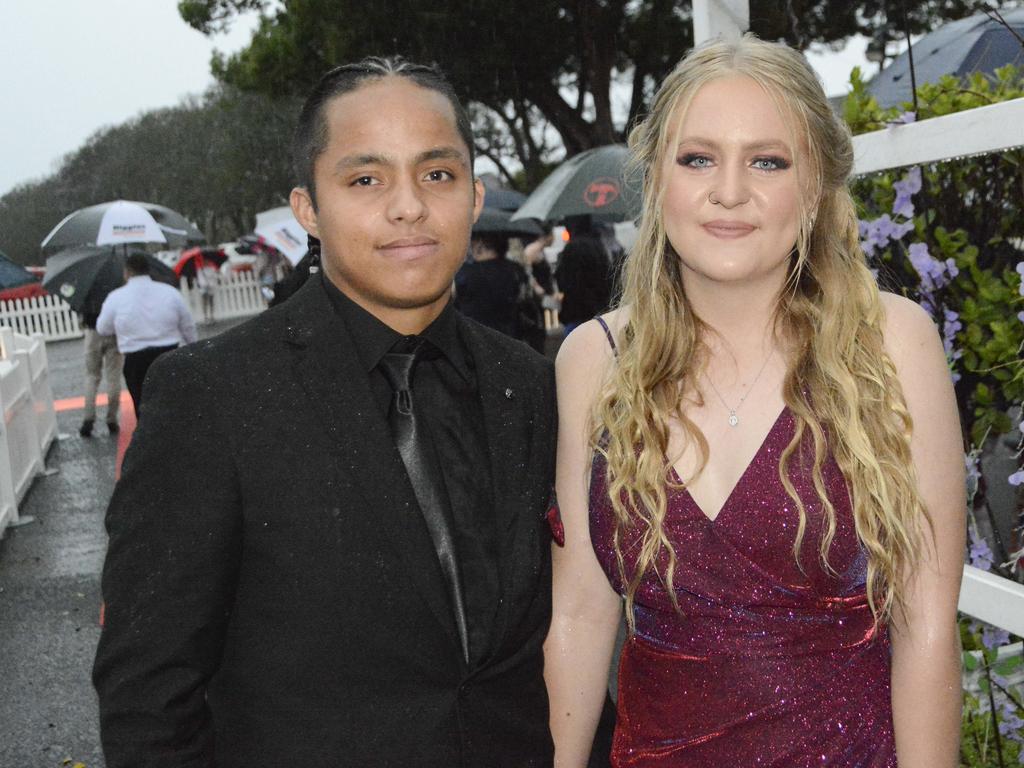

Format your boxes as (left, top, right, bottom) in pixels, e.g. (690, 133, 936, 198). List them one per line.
(877, 291, 941, 363)
(555, 307, 628, 371)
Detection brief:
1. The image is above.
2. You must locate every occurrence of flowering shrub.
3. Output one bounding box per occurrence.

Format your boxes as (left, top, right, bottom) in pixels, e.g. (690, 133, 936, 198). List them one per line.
(843, 65, 1023, 765)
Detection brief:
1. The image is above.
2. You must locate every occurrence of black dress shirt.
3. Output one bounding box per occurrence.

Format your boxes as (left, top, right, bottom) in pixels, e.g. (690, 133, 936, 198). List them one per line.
(322, 275, 500, 664)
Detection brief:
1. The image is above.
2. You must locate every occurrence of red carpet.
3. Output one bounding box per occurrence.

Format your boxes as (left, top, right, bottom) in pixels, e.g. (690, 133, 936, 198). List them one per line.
(54, 391, 136, 479)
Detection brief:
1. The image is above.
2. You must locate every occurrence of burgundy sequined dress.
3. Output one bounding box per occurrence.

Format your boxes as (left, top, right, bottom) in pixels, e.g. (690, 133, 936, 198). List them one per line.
(589, 408, 897, 767)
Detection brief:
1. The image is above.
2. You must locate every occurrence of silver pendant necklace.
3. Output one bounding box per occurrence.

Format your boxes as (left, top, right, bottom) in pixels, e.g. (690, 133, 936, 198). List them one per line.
(704, 349, 774, 427)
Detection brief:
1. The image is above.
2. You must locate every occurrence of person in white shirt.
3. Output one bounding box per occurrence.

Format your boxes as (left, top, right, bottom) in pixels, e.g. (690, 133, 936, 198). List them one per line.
(96, 253, 197, 418)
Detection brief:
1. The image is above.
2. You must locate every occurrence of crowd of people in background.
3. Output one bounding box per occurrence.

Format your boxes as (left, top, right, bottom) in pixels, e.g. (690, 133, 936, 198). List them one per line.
(454, 218, 624, 352)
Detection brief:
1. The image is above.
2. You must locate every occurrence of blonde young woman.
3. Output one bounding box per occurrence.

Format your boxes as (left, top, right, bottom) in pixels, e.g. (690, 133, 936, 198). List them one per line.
(545, 36, 965, 768)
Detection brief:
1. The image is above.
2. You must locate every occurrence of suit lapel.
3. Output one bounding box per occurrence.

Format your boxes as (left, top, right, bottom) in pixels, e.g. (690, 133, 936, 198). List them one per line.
(458, 318, 534, 659)
(283, 280, 461, 649)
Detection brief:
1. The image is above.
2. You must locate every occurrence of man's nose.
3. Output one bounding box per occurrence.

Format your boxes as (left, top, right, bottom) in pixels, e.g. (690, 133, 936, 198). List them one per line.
(386, 177, 428, 223)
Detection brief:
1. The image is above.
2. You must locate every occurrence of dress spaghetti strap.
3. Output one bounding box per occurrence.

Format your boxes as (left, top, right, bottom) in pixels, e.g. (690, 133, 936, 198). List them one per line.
(594, 315, 618, 357)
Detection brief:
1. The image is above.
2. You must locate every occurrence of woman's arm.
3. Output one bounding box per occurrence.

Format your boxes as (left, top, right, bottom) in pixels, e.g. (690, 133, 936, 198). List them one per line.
(881, 293, 966, 768)
(544, 318, 624, 768)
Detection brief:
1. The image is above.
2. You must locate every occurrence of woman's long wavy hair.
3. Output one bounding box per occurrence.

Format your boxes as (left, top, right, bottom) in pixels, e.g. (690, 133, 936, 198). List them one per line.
(596, 35, 929, 631)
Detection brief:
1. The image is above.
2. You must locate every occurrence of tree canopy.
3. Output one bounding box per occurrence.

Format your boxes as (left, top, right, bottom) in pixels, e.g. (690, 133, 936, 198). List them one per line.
(179, 0, 1003, 188)
(0, 87, 298, 265)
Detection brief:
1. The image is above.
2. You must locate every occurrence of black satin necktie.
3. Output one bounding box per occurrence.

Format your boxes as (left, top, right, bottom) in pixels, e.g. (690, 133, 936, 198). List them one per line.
(379, 339, 470, 665)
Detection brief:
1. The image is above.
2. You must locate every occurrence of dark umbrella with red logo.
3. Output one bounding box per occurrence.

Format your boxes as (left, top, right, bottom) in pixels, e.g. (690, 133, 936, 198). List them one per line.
(510, 144, 640, 224)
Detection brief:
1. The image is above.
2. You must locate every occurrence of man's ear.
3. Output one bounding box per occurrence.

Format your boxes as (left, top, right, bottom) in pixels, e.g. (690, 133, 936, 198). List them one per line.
(290, 187, 319, 238)
(471, 178, 485, 224)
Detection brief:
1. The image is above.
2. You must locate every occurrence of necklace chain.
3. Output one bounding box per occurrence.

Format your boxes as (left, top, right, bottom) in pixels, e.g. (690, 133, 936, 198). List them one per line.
(704, 349, 774, 427)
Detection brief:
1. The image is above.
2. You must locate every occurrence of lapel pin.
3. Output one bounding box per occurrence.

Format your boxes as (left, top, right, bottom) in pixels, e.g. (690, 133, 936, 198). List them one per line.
(504, 388, 514, 400)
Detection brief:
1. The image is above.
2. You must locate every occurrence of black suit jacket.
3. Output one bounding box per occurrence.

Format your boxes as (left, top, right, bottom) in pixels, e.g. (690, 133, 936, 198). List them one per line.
(93, 278, 557, 767)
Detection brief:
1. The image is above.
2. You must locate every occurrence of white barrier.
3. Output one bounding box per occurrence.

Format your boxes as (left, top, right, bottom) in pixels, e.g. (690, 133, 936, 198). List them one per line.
(0, 294, 82, 341)
(179, 270, 268, 323)
(0, 327, 57, 538)
(852, 98, 1024, 175)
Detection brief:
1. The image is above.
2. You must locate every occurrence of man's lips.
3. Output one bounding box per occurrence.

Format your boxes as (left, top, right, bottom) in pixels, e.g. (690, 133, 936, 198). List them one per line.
(702, 220, 756, 238)
(378, 236, 440, 260)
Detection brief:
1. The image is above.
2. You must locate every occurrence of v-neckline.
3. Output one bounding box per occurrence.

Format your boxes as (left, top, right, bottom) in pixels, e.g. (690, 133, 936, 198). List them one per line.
(668, 407, 789, 525)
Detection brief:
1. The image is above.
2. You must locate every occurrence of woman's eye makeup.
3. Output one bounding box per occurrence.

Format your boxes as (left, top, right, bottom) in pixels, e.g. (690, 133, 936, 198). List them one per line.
(675, 152, 792, 171)
(752, 156, 791, 171)
(677, 153, 712, 168)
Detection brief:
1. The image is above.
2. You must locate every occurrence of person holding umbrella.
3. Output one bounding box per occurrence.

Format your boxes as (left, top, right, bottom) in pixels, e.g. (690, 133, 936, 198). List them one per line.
(96, 252, 197, 418)
(42, 245, 175, 435)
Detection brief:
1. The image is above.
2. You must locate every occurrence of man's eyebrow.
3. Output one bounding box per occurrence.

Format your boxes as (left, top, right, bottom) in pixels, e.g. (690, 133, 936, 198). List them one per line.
(332, 147, 469, 174)
(333, 153, 390, 172)
(417, 146, 470, 166)
(676, 137, 791, 153)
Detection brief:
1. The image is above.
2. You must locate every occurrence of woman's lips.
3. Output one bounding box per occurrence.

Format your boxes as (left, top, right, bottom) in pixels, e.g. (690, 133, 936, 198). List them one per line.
(702, 220, 756, 239)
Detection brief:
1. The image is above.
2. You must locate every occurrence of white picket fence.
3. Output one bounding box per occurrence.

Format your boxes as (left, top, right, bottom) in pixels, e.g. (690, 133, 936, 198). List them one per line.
(0, 271, 268, 343)
(0, 327, 57, 538)
(0, 294, 81, 341)
(692, 0, 1024, 637)
(179, 270, 268, 323)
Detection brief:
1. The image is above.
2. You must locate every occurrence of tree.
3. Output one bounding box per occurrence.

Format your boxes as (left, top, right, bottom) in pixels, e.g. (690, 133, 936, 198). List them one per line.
(0, 87, 298, 265)
(179, 0, 1009, 189)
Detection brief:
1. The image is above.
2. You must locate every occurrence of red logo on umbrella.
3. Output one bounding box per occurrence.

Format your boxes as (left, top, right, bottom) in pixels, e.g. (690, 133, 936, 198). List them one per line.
(583, 178, 621, 208)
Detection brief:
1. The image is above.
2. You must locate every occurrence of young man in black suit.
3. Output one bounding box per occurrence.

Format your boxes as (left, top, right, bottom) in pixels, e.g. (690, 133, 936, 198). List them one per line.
(93, 58, 557, 767)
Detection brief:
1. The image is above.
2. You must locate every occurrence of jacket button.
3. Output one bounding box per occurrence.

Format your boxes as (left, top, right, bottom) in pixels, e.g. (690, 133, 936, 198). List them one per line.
(458, 683, 470, 699)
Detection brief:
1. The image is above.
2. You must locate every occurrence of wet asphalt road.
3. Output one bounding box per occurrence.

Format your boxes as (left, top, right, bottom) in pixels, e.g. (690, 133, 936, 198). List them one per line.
(0, 319, 245, 768)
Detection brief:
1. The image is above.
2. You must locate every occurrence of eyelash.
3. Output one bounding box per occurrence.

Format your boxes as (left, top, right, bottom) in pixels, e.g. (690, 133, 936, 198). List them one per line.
(349, 169, 455, 187)
(677, 153, 791, 171)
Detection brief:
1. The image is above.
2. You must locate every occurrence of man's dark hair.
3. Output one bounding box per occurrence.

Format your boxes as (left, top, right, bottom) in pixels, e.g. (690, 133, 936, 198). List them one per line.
(472, 233, 510, 259)
(293, 56, 475, 206)
(125, 253, 151, 276)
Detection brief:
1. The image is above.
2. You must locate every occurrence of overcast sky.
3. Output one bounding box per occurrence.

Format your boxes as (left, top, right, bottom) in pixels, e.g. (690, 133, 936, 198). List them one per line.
(0, 1, 877, 198)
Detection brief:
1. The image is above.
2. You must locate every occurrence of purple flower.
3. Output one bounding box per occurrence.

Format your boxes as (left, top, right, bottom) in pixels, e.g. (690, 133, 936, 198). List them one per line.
(908, 243, 957, 293)
(1009, 469, 1024, 486)
(859, 214, 916, 256)
(892, 167, 922, 219)
(997, 710, 1023, 739)
(1018, 311, 1024, 323)
(981, 624, 1010, 650)
(1017, 261, 1024, 297)
(942, 309, 963, 357)
(968, 526, 995, 571)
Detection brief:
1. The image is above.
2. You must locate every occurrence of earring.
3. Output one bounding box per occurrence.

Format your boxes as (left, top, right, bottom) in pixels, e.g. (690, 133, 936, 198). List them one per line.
(307, 235, 321, 275)
(708, 191, 721, 206)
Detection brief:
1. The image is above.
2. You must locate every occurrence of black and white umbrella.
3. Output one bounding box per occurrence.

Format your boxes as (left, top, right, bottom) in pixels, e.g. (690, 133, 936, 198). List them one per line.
(43, 246, 178, 314)
(40, 199, 205, 253)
